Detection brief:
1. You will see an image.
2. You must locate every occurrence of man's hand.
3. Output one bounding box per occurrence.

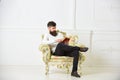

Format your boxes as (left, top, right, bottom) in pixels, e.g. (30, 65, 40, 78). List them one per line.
(56, 39, 63, 43)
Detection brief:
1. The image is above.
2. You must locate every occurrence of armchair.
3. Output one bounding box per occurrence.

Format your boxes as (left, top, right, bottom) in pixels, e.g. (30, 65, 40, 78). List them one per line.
(39, 31, 86, 75)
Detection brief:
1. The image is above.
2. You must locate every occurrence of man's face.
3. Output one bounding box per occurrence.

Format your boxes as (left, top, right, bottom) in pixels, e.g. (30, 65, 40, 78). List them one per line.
(48, 26, 56, 32)
(48, 26, 57, 36)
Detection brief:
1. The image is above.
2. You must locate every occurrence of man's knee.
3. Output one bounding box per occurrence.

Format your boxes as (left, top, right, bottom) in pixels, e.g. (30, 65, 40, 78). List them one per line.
(57, 42, 65, 47)
(57, 42, 64, 48)
(73, 50, 79, 56)
(73, 46, 80, 51)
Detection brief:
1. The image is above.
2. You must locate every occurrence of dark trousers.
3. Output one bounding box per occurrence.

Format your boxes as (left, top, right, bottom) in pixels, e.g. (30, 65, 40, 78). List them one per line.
(54, 42, 80, 72)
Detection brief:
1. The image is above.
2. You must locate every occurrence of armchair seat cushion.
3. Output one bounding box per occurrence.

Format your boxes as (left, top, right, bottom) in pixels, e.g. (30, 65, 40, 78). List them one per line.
(50, 55, 73, 62)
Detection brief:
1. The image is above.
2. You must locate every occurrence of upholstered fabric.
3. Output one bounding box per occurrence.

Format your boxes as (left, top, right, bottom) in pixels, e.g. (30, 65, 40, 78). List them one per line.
(50, 56, 73, 62)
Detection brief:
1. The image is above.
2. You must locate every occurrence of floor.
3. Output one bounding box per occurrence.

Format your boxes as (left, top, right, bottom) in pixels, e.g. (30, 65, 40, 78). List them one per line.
(0, 65, 120, 80)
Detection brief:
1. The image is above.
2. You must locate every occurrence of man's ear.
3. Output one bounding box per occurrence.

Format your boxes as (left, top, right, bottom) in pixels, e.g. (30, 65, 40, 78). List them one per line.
(48, 27, 50, 31)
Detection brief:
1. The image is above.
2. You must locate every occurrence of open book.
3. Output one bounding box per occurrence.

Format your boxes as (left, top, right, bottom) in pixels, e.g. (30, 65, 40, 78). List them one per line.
(61, 37, 70, 44)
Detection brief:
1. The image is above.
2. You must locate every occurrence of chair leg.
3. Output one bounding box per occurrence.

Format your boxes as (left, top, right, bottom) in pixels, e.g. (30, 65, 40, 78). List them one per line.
(78, 63, 82, 75)
(66, 64, 70, 74)
(45, 63, 49, 75)
(66, 67, 70, 74)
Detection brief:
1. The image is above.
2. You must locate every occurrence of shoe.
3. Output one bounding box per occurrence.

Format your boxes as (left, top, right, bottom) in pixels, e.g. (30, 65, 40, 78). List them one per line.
(71, 71, 80, 78)
(73, 46, 80, 51)
(79, 47, 88, 52)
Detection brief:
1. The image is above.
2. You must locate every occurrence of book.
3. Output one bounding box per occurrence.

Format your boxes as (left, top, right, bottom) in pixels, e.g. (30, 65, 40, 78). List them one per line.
(61, 37, 70, 44)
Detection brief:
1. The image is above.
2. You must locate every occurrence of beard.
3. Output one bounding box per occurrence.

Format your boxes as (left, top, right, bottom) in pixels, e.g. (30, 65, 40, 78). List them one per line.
(50, 31, 58, 36)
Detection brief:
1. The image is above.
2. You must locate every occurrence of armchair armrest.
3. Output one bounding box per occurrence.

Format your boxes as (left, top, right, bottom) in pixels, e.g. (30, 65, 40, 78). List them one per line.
(79, 53, 86, 64)
(39, 44, 51, 63)
(68, 35, 86, 47)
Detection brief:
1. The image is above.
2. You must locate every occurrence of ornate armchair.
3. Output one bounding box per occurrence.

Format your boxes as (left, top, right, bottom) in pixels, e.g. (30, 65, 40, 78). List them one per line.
(39, 31, 86, 75)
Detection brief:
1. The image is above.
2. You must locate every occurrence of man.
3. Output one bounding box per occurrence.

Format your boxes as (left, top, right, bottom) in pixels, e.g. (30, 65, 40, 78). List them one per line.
(42, 21, 88, 78)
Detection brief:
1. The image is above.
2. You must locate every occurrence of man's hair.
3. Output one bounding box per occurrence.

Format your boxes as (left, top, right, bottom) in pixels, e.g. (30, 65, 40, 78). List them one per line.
(47, 21, 56, 27)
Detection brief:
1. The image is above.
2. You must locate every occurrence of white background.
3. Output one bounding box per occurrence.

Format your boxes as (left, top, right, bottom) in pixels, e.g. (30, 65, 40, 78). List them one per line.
(0, 0, 120, 67)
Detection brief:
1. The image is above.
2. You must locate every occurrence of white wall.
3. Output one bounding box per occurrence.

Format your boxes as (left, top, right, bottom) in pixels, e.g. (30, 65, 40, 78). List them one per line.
(76, 0, 94, 30)
(91, 31, 120, 67)
(94, 0, 120, 30)
(0, 29, 45, 65)
(0, 0, 120, 67)
(76, 0, 120, 30)
(0, 0, 74, 29)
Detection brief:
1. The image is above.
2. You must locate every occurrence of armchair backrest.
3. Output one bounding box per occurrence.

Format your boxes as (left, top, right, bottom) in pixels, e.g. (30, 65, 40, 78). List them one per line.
(56, 30, 66, 38)
(41, 34, 44, 40)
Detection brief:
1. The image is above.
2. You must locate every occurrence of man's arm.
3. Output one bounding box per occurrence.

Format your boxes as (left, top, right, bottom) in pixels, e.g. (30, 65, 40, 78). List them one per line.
(56, 32, 65, 42)
(42, 33, 64, 44)
(42, 34, 56, 44)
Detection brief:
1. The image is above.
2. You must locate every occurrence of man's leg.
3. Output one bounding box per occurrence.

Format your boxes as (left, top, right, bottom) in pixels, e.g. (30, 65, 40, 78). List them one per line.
(70, 50, 79, 72)
(65, 50, 80, 77)
(54, 43, 80, 77)
(54, 42, 80, 56)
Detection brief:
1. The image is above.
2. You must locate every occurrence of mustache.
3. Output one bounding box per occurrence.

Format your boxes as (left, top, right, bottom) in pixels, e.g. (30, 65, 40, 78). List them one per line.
(50, 31, 58, 36)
